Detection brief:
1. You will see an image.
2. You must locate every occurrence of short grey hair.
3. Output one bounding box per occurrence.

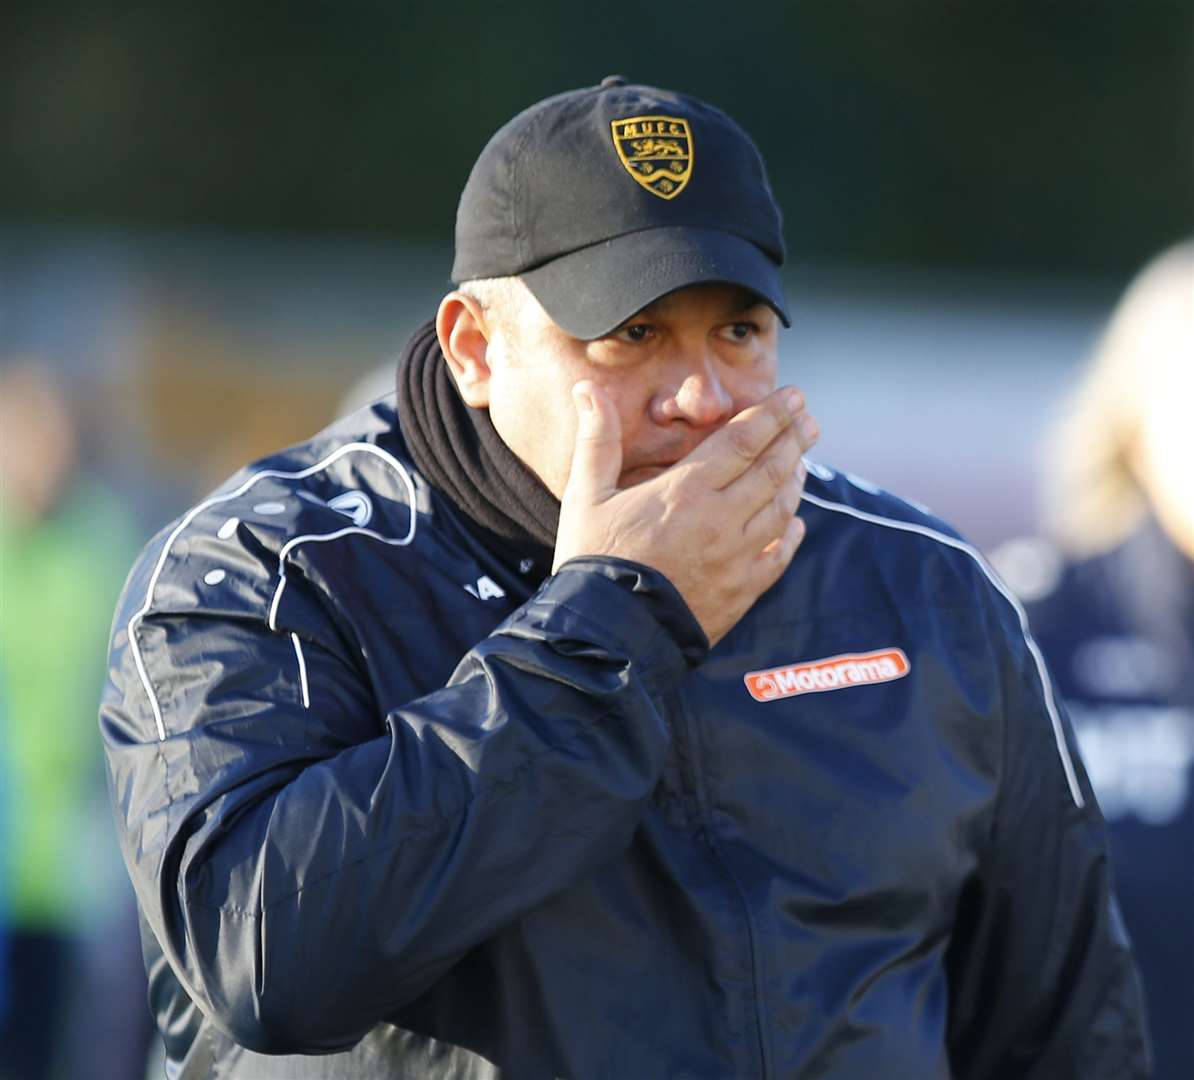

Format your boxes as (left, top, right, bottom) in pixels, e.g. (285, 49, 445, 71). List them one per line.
(457, 276, 528, 323)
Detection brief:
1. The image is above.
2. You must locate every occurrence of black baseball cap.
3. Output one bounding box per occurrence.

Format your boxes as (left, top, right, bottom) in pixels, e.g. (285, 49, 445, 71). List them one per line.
(451, 76, 789, 340)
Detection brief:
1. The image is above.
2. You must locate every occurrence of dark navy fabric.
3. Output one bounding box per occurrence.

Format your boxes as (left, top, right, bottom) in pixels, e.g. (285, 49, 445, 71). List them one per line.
(1025, 518, 1193, 1080)
(100, 400, 1149, 1078)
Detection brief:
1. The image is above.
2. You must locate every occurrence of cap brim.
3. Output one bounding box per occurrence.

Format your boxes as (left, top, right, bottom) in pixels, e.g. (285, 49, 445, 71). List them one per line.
(518, 226, 790, 340)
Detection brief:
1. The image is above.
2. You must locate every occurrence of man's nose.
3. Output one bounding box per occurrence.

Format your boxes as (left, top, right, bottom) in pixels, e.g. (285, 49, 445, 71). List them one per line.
(654, 358, 734, 427)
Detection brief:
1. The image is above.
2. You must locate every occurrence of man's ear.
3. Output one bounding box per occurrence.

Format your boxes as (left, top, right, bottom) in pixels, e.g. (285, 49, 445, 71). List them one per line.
(436, 292, 492, 408)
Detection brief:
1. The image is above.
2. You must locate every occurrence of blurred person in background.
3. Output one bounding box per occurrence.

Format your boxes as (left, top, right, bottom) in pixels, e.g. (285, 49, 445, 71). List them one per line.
(0, 680, 10, 1044)
(999, 240, 1193, 1079)
(0, 366, 153, 1079)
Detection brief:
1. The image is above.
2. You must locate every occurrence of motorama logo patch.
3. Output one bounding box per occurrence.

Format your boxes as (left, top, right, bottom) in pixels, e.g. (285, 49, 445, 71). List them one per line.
(744, 648, 911, 702)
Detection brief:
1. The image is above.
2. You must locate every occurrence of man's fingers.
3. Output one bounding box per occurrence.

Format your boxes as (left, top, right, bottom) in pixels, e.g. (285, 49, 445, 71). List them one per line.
(795, 410, 819, 454)
(683, 387, 804, 488)
(563, 381, 623, 504)
(716, 398, 816, 524)
(743, 470, 806, 549)
(726, 428, 806, 522)
(758, 515, 807, 579)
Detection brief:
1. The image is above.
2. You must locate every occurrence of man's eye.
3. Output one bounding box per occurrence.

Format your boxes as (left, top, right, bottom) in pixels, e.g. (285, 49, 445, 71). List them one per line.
(616, 323, 653, 343)
(725, 321, 758, 340)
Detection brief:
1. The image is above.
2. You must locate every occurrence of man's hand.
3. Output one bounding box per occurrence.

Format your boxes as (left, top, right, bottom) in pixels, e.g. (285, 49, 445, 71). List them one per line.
(554, 382, 819, 647)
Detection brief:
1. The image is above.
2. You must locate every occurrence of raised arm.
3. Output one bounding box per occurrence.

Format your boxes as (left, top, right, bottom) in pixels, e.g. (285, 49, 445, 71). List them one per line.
(102, 556, 704, 1055)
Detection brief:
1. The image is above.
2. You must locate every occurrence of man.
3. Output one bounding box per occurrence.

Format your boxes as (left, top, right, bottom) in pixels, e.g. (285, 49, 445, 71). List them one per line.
(101, 78, 1149, 1078)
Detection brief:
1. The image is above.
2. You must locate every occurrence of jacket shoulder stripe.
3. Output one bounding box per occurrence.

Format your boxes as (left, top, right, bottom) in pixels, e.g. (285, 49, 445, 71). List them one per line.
(266, 516, 417, 631)
(127, 441, 416, 741)
(802, 491, 1084, 808)
(290, 633, 311, 709)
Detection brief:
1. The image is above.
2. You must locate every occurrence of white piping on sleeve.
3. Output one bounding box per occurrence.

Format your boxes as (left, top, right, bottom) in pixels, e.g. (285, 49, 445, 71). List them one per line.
(266, 515, 417, 632)
(801, 491, 1086, 808)
(291, 633, 310, 709)
(127, 442, 417, 742)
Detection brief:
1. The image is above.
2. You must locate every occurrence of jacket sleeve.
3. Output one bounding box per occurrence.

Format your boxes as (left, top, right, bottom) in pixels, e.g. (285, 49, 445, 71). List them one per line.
(944, 592, 1152, 1079)
(100, 556, 706, 1055)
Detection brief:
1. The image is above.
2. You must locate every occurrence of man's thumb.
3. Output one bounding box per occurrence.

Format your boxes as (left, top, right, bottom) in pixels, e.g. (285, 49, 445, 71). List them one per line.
(565, 381, 622, 502)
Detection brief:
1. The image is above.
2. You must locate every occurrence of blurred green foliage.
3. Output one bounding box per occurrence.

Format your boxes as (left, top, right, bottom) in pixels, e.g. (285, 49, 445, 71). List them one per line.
(3, 0, 1191, 274)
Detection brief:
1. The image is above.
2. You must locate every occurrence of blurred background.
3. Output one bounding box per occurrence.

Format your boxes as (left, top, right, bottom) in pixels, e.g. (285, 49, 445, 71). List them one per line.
(1, 2, 1191, 1077)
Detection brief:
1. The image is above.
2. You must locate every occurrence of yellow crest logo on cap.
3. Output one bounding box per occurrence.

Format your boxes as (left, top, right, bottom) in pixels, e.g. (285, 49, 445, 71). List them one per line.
(610, 115, 693, 200)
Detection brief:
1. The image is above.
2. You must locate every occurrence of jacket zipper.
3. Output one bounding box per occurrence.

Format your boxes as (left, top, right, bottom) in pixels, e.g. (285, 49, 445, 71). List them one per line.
(676, 692, 773, 1079)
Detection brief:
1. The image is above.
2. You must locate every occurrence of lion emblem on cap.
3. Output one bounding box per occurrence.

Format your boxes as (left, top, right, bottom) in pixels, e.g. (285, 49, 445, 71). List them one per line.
(611, 116, 694, 200)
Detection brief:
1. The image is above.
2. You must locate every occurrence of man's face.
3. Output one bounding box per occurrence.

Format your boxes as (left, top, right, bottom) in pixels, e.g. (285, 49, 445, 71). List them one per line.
(482, 282, 781, 498)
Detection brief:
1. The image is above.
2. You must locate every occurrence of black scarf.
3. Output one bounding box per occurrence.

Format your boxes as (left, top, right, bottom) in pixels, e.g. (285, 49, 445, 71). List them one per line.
(396, 319, 559, 575)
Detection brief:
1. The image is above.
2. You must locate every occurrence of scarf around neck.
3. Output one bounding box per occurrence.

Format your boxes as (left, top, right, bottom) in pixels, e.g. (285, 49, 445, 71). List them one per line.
(395, 319, 559, 574)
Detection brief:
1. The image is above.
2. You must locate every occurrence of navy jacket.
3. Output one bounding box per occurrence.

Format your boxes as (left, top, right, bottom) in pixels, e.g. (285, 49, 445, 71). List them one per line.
(1023, 519, 1193, 1079)
(101, 400, 1149, 1078)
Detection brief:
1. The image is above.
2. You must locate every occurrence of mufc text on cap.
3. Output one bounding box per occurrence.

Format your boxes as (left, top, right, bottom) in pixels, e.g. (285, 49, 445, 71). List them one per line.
(610, 115, 694, 200)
